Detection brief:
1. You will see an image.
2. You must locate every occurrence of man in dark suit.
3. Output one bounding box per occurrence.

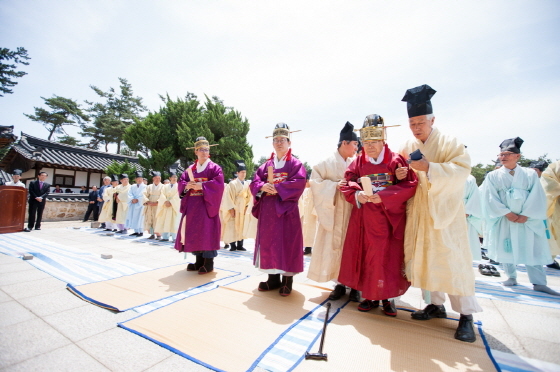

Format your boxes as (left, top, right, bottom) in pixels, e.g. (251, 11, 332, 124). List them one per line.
(82, 185, 99, 222)
(25, 171, 51, 232)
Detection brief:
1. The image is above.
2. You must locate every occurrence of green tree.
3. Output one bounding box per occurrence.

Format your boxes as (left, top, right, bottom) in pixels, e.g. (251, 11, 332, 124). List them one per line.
(57, 135, 83, 146)
(0, 47, 30, 97)
(24, 95, 89, 140)
(104, 160, 138, 178)
(82, 78, 147, 154)
(125, 93, 254, 179)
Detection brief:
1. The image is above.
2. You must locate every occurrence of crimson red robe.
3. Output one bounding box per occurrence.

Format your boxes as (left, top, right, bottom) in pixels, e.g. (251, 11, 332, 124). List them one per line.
(338, 145, 417, 300)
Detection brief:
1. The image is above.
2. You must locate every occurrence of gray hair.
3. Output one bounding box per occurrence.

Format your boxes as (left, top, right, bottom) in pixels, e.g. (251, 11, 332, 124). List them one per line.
(426, 114, 435, 120)
(103, 176, 111, 181)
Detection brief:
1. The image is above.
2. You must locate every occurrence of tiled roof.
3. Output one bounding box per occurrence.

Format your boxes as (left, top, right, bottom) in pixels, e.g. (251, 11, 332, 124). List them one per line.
(10, 133, 140, 172)
(0, 169, 10, 183)
(0, 126, 17, 146)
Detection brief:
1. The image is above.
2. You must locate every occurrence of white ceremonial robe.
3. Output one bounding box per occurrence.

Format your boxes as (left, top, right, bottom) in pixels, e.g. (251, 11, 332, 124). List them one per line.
(98, 186, 116, 223)
(299, 188, 317, 247)
(154, 183, 180, 234)
(126, 183, 146, 230)
(482, 165, 551, 265)
(142, 183, 164, 232)
(115, 184, 131, 224)
(399, 127, 476, 297)
(540, 161, 560, 256)
(243, 192, 258, 239)
(307, 150, 354, 283)
(464, 175, 483, 260)
(221, 178, 252, 244)
(5, 181, 25, 187)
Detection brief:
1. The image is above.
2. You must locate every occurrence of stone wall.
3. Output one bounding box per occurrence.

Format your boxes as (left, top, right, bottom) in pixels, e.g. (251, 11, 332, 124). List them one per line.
(25, 200, 91, 222)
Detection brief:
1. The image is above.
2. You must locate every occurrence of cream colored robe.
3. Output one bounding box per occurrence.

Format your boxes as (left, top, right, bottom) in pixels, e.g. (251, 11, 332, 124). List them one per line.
(142, 183, 164, 231)
(243, 193, 258, 239)
(115, 184, 131, 224)
(308, 151, 354, 282)
(399, 127, 474, 296)
(154, 183, 180, 234)
(299, 188, 318, 247)
(221, 178, 252, 244)
(541, 161, 560, 256)
(98, 186, 116, 223)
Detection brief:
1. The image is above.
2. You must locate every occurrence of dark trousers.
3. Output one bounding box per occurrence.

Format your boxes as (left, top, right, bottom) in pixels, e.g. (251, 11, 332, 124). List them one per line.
(83, 204, 99, 221)
(28, 199, 46, 229)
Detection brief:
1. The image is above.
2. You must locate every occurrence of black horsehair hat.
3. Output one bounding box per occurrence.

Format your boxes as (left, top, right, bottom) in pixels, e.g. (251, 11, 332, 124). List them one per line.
(402, 84, 437, 118)
(499, 137, 524, 154)
(529, 160, 548, 172)
(234, 160, 247, 172)
(339, 122, 359, 142)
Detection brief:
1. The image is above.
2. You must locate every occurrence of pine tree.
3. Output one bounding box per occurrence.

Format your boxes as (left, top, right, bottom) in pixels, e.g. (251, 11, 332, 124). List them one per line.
(24, 95, 89, 140)
(104, 160, 138, 178)
(0, 47, 30, 97)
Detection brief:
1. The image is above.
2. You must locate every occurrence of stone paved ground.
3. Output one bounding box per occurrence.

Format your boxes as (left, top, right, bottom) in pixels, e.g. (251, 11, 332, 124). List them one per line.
(1, 220, 559, 371)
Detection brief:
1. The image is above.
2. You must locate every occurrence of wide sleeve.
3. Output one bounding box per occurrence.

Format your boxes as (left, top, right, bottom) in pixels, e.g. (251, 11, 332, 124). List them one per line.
(377, 154, 417, 212)
(464, 176, 483, 218)
(141, 185, 150, 205)
(310, 160, 338, 231)
(202, 164, 225, 218)
(520, 170, 547, 220)
(250, 163, 267, 198)
(275, 159, 306, 203)
(481, 173, 511, 219)
(425, 135, 471, 230)
(341, 157, 363, 207)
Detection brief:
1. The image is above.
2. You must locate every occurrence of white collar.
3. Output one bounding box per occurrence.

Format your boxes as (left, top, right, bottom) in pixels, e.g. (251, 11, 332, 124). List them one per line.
(335, 150, 354, 166)
(197, 159, 211, 173)
(274, 153, 287, 169)
(500, 164, 519, 174)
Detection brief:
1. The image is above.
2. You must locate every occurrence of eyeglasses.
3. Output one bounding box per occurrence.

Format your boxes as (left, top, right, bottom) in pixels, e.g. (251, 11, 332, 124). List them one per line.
(498, 153, 516, 158)
(273, 139, 287, 144)
(197, 148, 209, 153)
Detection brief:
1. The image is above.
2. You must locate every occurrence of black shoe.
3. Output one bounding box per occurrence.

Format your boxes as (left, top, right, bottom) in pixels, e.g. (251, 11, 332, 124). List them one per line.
(489, 259, 500, 265)
(328, 284, 346, 300)
(236, 247, 247, 251)
(258, 274, 282, 291)
(82, 220, 87, 223)
(304, 247, 312, 255)
(187, 255, 205, 271)
(481, 251, 489, 260)
(279, 275, 293, 297)
(147, 234, 155, 239)
(224, 244, 229, 249)
(547, 261, 560, 270)
(349, 288, 361, 302)
(488, 265, 501, 277)
(35, 228, 41, 231)
(129, 232, 139, 237)
(411, 304, 447, 320)
(382, 299, 397, 317)
(198, 257, 214, 274)
(478, 264, 492, 276)
(103, 229, 111, 231)
(161, 238, 169, 242)
(23, 228, 31, 232)
(358, 299, 380, 312)
(455, 315, 476, 342)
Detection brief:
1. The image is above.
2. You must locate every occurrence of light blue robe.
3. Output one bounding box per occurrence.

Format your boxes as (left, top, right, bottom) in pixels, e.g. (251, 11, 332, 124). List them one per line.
(126, 183, 146, 231)
(464, 175, 483, 260)
(481, 165, 550, 266)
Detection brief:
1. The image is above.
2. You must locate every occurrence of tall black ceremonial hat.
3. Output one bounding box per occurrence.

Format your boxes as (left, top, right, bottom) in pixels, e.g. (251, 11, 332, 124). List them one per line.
(529, 160, 547, 171)
(499, 137, 524, 154)
(339, 121, 358, 142)
(111, 175, 119, 182)
(13, 169, 22, 176)
(151, 171, 161, 177)
(119, 173, 128, 180)
(134, 170, 144, 178)
(234, 160, 247, 171)
(402, 84, 437, 118)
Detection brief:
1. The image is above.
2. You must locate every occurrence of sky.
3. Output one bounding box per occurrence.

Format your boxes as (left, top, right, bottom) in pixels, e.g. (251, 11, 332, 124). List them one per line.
(1, 0, 559, 167)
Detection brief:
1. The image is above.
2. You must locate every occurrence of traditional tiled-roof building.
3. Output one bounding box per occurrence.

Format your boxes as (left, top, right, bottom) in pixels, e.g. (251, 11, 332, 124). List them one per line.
(0, 132, 140, 191)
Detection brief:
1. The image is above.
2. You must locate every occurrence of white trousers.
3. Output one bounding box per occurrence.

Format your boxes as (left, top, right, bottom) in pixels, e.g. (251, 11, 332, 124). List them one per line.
(423, 290, 483, 315)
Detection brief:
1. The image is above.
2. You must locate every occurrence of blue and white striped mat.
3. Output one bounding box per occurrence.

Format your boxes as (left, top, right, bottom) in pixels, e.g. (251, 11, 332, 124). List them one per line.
(475, 280, 560, 310)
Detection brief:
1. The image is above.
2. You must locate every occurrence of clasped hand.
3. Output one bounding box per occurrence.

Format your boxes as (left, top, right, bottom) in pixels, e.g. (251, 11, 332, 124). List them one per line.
(261, 183, 277, 194)
(505, 212, 528, 223)
(186, 181, 202, 191)
(357, 191, 382, 204)
(336, 179, 347, 190)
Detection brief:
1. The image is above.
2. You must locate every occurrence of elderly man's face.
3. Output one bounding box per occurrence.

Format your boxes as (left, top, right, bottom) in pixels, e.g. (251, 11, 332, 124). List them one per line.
(498, 152, 520, 169)
(408, 115, 435, 142)
(363, 140, 384, 159)
(103, 178, 111, 185)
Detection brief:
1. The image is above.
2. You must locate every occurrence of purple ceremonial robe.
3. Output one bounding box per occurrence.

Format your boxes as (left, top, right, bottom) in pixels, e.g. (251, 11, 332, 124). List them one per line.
(174, 160, 225, 252)
(250, 155, 306, 273)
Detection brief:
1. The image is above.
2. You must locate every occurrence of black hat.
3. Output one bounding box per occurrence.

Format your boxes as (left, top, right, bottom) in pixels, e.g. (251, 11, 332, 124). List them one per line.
(499, 137, 524, 154)
(402, 84, 437, 118)
(13, 169, 22, 176)
(168, 167, 178, 177)
(529, 160, 547, 172)
(120, 173, 129, 180)
(135, 171, 143, 178)
(339, 121, 358, 142)
(151, 171, 161, 177)
(234, 160, 247, 172)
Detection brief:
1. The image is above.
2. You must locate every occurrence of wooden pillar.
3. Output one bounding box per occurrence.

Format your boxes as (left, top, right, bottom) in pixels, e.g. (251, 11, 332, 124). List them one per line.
(86, 171, 91, 189)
